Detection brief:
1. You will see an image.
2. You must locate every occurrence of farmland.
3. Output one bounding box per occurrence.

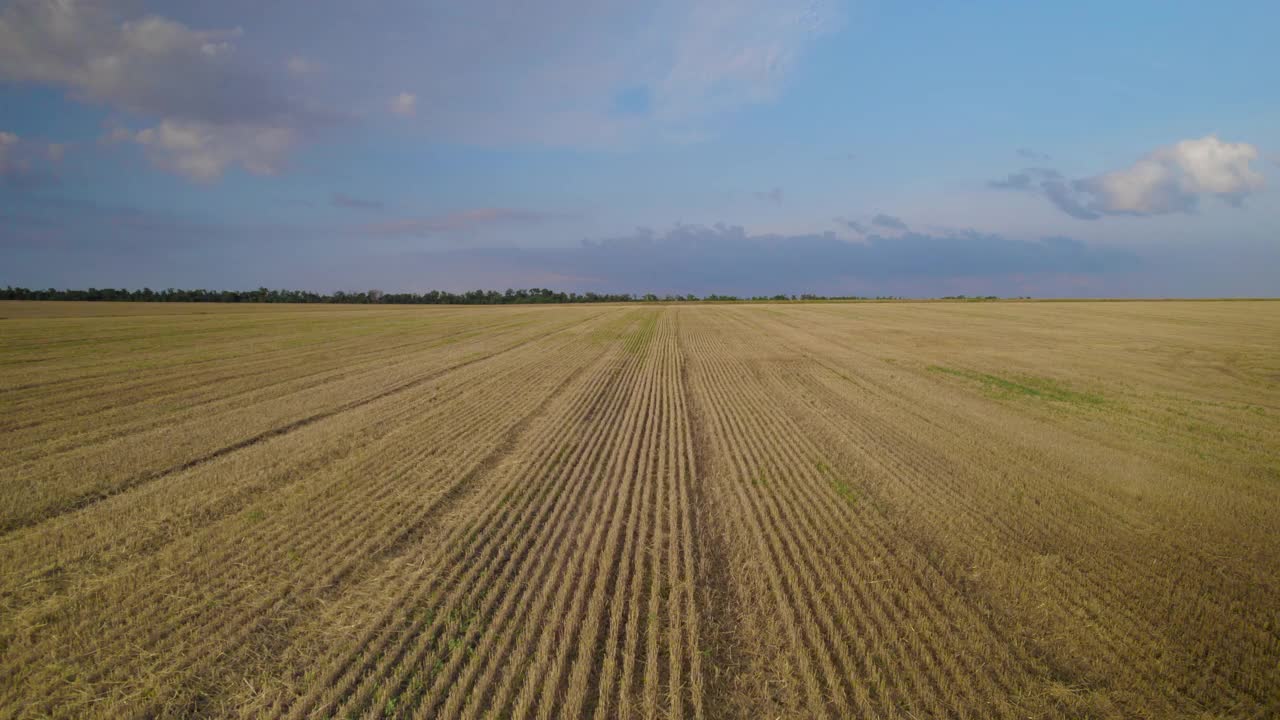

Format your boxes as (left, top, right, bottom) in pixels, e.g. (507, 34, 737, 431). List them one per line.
(1, 300, 1278, 719)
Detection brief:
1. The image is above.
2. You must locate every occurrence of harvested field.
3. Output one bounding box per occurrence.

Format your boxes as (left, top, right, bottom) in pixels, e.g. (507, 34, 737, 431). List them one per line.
(1, 299, 1278, 719)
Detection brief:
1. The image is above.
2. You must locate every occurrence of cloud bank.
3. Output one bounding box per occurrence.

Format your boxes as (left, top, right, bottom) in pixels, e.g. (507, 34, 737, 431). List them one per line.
(415, 224, 1142, 295)
(364, 208, 578, 238)
(991, 136, 1266, 220)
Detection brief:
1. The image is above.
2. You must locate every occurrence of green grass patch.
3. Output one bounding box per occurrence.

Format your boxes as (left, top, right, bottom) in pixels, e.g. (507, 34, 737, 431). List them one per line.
(928, 366, 1104, 406)
(832, 479, 858, 505)
(814, 460, 857, 505)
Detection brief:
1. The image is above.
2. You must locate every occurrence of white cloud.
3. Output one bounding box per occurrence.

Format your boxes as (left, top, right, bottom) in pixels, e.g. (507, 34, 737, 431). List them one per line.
(292, 0, 838, 146)
(47, 143, 66, 162)
(390, 91, 417, 116)
(0, 0, 837, 168)
(0, 3, 246, 119)
(656, 1, 837, 119)
(1082, 136, 1265, 214)
(134, 120, 296, 181)
(994, 136, 1266, 220)
(0, 0, 321, 181)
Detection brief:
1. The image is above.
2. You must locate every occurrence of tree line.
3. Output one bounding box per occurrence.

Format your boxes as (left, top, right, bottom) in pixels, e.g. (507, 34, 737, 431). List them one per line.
(0, 287, 901, 304)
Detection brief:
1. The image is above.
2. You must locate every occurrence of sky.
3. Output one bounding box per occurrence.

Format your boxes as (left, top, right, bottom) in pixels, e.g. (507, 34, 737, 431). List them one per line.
(1, 0, 1277, 297)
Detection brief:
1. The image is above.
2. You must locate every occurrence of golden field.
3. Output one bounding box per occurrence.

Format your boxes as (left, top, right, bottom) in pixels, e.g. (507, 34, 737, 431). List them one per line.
(1, 299, 1277, 719)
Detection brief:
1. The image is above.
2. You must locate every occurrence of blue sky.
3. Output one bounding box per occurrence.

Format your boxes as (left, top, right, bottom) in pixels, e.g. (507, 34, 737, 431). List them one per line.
(1, 0, 1277, 296)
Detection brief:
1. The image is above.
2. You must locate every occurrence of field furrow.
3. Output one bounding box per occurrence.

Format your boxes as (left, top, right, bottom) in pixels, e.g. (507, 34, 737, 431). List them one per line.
(2, 300, 1276, 719)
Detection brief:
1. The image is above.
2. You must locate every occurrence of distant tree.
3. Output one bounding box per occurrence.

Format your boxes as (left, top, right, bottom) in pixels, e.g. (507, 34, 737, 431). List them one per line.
(1, 285, 920, 306)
